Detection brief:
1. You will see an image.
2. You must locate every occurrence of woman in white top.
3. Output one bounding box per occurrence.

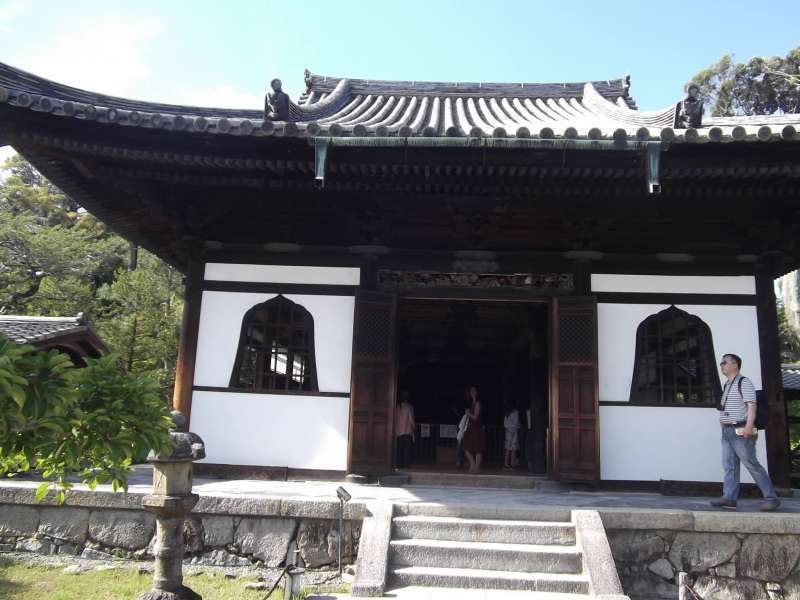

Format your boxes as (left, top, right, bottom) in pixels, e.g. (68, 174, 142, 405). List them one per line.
(395, 392, 416, 469)
(503, 403, 520, 469)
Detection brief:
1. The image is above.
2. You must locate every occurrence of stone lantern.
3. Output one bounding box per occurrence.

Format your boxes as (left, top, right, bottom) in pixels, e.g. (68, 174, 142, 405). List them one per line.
(139, 411, 205, 600)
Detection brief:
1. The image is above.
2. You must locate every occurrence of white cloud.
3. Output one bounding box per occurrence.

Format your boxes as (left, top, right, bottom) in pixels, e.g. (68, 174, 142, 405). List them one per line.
(8, 15, 163, 99)
(169, 85, 263, 110)
(4, 12, 262, 110)
(0, 7, 269, 114)
(0, 0, 30, 30)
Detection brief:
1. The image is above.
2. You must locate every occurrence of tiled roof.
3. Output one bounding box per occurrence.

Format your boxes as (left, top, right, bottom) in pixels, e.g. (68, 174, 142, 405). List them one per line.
(0, 314, 89, 345)
(1, 63, 799, 144)
(783, 364, 800, 391)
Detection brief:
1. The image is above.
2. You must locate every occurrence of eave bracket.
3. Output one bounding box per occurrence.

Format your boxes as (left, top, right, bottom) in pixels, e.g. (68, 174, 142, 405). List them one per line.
(646, 142, 663, 194)
(314, 138, 329, 189)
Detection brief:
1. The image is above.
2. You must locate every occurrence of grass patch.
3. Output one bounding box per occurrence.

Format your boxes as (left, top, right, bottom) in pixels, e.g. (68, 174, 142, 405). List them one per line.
(0, 563, 345, 600)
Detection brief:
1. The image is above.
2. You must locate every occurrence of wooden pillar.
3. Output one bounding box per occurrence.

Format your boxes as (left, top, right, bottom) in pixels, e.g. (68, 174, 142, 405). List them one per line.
(572, 260, 591, 296)
(754, 253, 792, 489)
(360, 256, 378, 291)
(171, 259, 204, 431)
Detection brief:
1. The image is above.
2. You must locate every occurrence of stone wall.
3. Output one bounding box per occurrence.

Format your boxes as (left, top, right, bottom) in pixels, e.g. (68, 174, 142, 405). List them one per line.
(602, 510, 800, 600)
(0, 486, 362, 570)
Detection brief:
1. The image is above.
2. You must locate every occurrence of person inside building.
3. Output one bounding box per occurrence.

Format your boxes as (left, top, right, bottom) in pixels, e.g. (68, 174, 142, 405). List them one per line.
(452, 396, 468, 468)
(503, 401, 521, 470)
(395, 391, 416, 469)
(711, 353, 780, 511)
(462, 385, 485, 473)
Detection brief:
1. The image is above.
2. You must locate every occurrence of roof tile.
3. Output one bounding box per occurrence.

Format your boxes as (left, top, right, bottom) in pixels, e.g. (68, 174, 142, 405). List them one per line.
(1, 63, 799, 144)
(0, 315, 86, 345)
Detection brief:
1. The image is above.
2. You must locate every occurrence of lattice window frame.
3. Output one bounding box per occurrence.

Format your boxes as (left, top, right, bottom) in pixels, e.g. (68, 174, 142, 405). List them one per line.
(629, 305, 721, 407)
(558, 309, 595, 364)
(229, 295, 319, 393)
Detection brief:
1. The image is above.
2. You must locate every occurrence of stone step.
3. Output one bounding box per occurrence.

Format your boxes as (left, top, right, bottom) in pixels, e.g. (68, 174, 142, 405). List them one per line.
(390, 566, 590, 595)
(395, 503, 572, 523)
(392, 515, 576, 545)
(389, 538, 583, 574)
(382, 585, 591, 599)
(400, 471, 547, 490)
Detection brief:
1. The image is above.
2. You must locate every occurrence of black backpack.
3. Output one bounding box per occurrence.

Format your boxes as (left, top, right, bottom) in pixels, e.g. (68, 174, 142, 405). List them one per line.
(734, 377, 769, 430)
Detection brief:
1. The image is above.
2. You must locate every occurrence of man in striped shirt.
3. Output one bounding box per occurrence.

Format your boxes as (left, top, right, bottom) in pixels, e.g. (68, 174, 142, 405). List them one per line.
(711, 353, 780, 511)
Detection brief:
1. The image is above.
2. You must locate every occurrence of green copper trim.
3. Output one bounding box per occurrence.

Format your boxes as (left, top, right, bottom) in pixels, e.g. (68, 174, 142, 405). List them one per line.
(314, 137, 329, 189)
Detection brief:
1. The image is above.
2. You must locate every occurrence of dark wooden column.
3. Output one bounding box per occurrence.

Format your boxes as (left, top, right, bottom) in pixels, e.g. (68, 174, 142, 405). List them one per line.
(755, 253, 792, 489)
(171, 258, 205, 431)
(359, 254, 379, 291)
(572, 260, 591, 296)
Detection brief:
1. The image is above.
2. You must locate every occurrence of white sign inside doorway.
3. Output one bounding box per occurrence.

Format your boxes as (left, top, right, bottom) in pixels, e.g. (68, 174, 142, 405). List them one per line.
(439, 424, 457, 439)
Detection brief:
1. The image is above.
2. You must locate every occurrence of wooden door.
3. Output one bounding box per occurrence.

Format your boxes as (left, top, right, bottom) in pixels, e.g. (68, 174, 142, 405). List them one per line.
(550, 297, 599, 482)
(348, 291, 398, 475)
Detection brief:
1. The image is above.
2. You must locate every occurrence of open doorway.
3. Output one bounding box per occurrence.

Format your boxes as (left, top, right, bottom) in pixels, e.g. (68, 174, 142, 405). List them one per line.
(396, 299, 549, 474)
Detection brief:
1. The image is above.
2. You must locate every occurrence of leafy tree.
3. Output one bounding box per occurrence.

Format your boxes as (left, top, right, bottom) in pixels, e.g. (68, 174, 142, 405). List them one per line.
(778, 297, 800, 363)
(689, 47, 800, 116)
(0, 336, 174, 501)
(0, 155, 183, 400)
(0, 155, 128, 315)
(96, 251, 184, 400)
(1, 154, 79, 225)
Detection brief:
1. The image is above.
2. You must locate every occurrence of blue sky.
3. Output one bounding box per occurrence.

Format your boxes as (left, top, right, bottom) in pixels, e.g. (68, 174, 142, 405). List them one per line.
(0, 0, 797, 112)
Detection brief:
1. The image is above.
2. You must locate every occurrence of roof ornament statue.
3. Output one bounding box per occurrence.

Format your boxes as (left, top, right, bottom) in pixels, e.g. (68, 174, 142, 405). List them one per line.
(675, 84, 703, 129)
(264, 78, 289, 121)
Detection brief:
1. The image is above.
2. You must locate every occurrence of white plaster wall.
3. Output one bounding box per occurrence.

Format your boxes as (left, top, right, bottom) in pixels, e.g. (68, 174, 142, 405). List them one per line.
(194, 292, 355, 392)
(204, 263, 360, 286)
(600, 406, 768, 482)
(191, 391, 350, 470)
(591, 274, 755, 295)
(598, 301, 766, 482)
(598, 303, 762, 403)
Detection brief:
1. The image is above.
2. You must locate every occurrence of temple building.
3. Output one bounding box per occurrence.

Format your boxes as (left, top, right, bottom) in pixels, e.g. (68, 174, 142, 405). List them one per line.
(1, 62, 798, 489)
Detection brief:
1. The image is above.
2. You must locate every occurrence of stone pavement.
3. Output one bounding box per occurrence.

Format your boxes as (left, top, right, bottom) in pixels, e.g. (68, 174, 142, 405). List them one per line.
(307, 588, 596, 599)
(117, 465, 799, 515)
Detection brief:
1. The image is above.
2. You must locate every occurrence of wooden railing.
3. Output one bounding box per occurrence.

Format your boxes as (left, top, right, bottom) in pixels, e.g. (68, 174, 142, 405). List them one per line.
(408, 423, 529, 467)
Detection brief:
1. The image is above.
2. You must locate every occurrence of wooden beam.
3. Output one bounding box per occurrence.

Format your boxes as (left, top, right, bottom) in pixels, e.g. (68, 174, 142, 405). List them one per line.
(171, 258, 204, 430)
(754, 253, 792, 489)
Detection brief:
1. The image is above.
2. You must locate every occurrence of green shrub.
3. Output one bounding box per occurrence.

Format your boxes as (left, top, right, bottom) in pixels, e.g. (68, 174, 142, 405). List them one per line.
(0, 335, 173, 501)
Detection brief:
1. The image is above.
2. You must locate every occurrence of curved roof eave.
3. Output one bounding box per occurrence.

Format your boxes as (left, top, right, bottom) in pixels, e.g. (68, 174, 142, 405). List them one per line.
(0, 62, 798, 144)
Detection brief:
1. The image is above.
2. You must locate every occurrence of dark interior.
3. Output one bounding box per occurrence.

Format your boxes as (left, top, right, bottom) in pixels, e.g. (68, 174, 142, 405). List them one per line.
(396, 299, 549, 472)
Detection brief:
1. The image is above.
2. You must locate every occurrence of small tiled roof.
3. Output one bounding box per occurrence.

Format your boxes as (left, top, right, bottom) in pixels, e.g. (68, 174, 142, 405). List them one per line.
(0, 314, 89, 344)
(1, 62, 798, 144)
(783, 364, 800, 391)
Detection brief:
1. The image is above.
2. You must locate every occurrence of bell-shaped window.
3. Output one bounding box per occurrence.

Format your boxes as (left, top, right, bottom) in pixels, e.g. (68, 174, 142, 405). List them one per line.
(630, 305, 720, 406)
(229, 295, 318, 392)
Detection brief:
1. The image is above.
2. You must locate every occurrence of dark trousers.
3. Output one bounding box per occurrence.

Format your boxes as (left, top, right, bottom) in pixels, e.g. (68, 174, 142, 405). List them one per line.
(396, 434, 413, 469)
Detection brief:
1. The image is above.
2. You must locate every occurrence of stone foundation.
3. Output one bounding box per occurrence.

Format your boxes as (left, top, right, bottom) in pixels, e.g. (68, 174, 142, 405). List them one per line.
(603, 511, 800, 599)
(0, 487, 362, 571)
